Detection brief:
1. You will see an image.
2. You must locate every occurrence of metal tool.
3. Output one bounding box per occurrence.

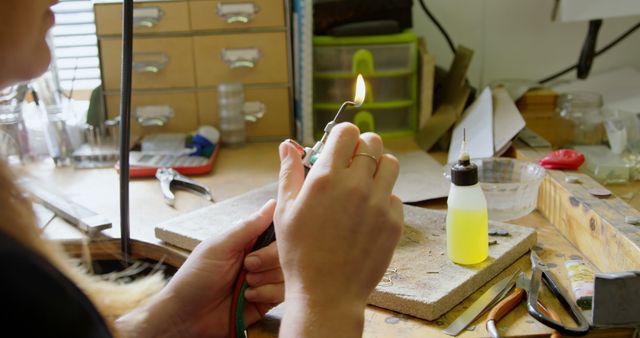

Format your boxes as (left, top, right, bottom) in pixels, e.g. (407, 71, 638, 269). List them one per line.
(443, 271, 520, 336)
(527, 251, 590, 336)
(155, 167, 213, 206)
(301, 74, 365, 168)
(486, 272, 562, 338)
(20, 178, 112, 236)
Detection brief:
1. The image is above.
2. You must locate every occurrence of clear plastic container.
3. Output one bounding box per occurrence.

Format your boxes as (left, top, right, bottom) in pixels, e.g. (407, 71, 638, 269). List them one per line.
(0, 85, 30, 163)
(43, 104, 73, 166)
(217, 83, 246, 147)
(314, 75, 413, 103)
(444, 158, 546, 222)
(574, 145, 630, 184)
(556, 91, 604, 145)
(313, 43, 416, 74)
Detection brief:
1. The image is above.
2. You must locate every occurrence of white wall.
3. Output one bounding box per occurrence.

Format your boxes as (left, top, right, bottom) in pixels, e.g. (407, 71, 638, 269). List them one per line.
(412, 0, 640, 89)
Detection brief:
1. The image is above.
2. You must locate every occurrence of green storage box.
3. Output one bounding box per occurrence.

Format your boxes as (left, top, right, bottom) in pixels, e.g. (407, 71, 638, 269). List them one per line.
(313, 31, 418, 138)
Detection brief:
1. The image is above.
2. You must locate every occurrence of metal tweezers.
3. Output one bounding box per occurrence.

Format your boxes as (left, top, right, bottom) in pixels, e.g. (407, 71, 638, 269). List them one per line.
(155, 167, 213, 206)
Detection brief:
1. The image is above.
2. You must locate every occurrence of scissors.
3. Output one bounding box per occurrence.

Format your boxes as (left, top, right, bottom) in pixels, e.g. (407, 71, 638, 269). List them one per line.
(486, 251, 590, 337)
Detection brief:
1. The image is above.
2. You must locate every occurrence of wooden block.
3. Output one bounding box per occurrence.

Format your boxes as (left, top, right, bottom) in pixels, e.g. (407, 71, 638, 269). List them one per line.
(156, 182, 536, 321)
(515, 140, 640, 272)
(155, 183, 278, 251)
(516, 88, 557, 106)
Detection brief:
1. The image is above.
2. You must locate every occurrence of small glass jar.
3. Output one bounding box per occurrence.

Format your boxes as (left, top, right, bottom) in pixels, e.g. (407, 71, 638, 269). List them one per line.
(0, 85, 30, 163)
(217, 83, 246, 147)
(556, 91, 604, 145)
(43, 104, 73, 166)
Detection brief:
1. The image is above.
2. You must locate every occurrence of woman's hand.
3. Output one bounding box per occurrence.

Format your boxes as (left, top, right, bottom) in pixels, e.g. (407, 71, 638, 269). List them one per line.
(115, 200, 284, 338)
(276, 123, 404, 338)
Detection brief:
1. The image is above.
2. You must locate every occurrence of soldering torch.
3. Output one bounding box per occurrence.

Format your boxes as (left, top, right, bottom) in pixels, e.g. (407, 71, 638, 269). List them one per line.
(229, 74, 366, 338)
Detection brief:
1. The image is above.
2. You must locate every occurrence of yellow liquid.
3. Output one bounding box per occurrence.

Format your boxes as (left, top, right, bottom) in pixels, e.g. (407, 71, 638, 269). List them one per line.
(446, 208, 488, 265)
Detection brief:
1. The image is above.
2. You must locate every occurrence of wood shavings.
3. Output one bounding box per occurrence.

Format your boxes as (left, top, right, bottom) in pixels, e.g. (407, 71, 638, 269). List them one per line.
(380, 267, 399, 287)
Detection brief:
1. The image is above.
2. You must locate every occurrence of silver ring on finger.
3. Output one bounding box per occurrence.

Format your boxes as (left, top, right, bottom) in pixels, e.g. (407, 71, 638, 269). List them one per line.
(354, 152, 379, 164)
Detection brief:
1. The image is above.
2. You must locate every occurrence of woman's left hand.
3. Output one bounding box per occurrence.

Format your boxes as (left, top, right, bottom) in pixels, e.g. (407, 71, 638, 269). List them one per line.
(116, 200, 283, 338)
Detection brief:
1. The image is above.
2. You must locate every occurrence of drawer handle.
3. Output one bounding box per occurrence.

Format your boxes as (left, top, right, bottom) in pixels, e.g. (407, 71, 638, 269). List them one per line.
(243, 101, 266, 122)
(132, 7, 165, 28)
(221, 48, 261, 69)
(216, 2, 260, 24)
(132, 52, 169, 73)
(136, 105, 175, 127)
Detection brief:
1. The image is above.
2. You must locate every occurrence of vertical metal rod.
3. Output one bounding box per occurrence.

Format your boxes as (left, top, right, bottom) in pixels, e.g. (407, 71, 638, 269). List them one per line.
(119, 0, 133, 264)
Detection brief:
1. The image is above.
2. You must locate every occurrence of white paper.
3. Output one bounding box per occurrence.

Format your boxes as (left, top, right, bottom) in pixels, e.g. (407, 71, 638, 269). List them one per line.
(448, 87, 494, 163)
(492, 87, 526, 153)
(557, 0, 640, 22)
(392, 151, 449, 203)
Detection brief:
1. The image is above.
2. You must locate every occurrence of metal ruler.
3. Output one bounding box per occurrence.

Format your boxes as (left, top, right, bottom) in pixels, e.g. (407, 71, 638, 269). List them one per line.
(21, 179, 111, 236)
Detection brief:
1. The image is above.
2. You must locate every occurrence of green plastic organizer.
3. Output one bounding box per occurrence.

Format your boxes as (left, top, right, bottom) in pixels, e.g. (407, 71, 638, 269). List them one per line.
(312, 30, 418, 139)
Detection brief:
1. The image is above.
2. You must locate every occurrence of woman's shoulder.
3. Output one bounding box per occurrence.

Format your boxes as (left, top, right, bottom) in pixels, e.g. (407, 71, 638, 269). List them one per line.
(0, 230, 113, 338)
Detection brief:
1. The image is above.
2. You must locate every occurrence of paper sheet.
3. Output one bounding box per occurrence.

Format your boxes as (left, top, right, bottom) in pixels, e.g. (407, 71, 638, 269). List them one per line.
(448, 87, 494, 163)
(557, 0, 640, 22)
(392, 151, 449, 203)
(493, 87, 526, 153)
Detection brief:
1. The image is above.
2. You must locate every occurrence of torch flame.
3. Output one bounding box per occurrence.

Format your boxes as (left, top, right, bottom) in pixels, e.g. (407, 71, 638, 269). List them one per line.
(353, 74, 365, 107)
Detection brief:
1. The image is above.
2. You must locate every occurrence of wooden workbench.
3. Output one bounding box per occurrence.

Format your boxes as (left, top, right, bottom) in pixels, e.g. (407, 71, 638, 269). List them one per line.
(17, 140, 637, 337)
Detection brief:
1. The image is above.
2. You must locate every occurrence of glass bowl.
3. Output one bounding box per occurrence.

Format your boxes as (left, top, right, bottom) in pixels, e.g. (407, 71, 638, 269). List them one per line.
(444, 158, 546, 222)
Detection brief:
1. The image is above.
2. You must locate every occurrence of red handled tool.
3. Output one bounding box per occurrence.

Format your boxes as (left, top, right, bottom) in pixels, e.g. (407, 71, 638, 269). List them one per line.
(539, 149, 585, 170)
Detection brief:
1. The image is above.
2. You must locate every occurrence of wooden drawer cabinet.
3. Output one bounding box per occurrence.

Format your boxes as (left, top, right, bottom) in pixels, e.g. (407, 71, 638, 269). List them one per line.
(100, 36, 195, 91)
(189, 0, 285, 31)
(197, 86, 290, 139)
(194, 32, 289, 87)
(94, 0, 292, 139)
(95, 1, 190, 35)
(106, 91, 199, 138)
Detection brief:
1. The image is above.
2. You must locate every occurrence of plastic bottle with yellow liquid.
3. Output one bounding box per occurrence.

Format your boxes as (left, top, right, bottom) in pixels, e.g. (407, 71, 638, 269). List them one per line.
(446, 132, 488, 265)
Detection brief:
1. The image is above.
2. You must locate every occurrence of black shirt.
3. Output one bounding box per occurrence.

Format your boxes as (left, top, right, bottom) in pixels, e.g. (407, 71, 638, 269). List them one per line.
(0, 231, 112, 338)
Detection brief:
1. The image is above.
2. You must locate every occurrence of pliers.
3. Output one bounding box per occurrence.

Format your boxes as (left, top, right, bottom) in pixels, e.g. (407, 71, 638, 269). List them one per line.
(486, 251, 590, 337)
(155, 167, 213, 206)
(486, 272, 562, 338)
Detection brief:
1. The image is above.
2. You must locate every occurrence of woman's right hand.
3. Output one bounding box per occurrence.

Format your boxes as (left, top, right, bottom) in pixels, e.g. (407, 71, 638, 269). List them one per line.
(275, 123, 404, 337)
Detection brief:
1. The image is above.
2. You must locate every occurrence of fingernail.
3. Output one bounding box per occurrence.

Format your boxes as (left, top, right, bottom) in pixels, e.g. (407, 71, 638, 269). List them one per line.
(279, 142, 290, 162)
(245, 255, 262, 270)
(260, 199, 276, 213)
(244, 288, 257, 300)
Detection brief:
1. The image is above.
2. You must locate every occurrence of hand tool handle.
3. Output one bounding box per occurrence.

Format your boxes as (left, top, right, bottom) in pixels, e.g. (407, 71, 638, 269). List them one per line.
(229, 160, 310, 338)
(486, 288, 525, 338)
(488, 288, 525, 322)
(251, 223, 275, 251)
(486, 288, 562, 338)
(159, 177, 176, 205)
